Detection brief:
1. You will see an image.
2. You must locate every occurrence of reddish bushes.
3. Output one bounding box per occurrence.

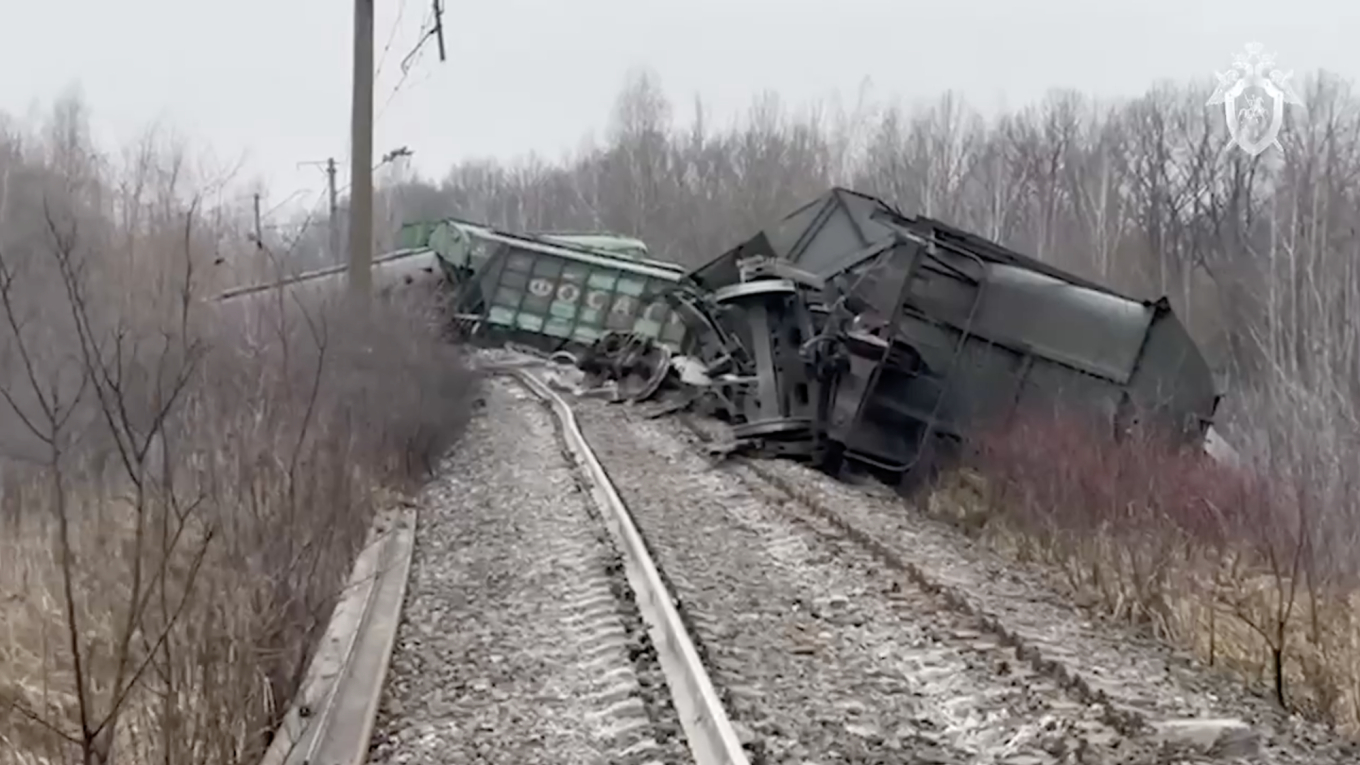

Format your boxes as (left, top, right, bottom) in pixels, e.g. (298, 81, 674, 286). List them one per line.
(952, 411, 1360, 727)
(974, 414, 1263, 548)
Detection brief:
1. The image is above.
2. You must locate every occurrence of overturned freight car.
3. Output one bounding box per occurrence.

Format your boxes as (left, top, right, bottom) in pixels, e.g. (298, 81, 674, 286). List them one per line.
(665, 187, 1220, 483)
(214, 219, 691, 389)
(400, 218, 691, 355)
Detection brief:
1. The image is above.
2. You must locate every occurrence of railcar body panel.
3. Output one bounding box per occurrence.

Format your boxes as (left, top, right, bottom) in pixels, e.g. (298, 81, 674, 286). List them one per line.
(401, 218, 690, 353)
(674, 187, 1221, 480)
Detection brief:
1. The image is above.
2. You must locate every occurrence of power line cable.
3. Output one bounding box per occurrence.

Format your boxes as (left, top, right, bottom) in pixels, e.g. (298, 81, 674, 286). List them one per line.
(376, 1, 446, 125)
(374, 0, 409, 81)
(259, 2, 443, 251)
(259, 188, 315, 222)
(376, 14, 431, 121)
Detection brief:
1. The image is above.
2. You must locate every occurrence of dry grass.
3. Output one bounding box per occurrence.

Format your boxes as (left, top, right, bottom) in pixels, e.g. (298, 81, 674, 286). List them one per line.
(0, 292, 477, 764)
(0, 288, 476, 765)
(930, 411, 1360, 732)
(0, 105, 478, 765)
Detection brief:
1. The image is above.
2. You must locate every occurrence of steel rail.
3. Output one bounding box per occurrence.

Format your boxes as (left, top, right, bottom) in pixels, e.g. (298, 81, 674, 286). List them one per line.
(508, 367, 750, 765)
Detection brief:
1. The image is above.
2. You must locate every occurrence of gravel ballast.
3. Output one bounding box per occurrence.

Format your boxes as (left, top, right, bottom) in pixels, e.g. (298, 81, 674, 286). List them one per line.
(572, 396, 1167, 765)
(367, 379, 689, 765)
(662, 408, 1360, 765)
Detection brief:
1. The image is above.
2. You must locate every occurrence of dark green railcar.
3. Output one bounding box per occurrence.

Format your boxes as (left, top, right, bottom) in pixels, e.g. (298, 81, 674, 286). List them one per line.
(400, 219, 690, 353)
(677, 187, 1223, 479)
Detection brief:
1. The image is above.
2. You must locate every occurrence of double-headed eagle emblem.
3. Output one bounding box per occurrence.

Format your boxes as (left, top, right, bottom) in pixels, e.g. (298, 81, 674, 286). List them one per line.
(1206, 42, 1305, 156)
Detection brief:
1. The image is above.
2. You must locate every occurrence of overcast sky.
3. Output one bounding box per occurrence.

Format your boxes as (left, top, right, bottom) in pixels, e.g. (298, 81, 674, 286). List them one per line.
(0, 0, 1354, 218)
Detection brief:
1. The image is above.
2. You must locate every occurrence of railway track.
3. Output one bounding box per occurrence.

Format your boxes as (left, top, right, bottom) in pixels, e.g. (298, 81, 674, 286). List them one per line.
(364, 374, 741, 765)
(266, 354, 1342, 765)
(565, 394, 1173, 765)
(267, 366, 746, 765)
(569, 390, 1360, 765)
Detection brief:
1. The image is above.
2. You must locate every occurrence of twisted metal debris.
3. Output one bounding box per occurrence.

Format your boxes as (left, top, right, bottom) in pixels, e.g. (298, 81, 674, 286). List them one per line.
(572, 188, 1222, 485)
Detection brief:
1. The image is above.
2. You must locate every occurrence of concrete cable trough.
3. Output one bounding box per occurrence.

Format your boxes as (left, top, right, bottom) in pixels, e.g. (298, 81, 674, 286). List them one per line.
(258, 505, 416, 765)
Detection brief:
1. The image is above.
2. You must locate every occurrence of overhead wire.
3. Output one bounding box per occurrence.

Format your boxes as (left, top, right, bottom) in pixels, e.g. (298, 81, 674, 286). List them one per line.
(284, 151, 407, 231)
(259, 188, 315, 224)
(252, 186, 330, 258)
(255, 2, 443, 258)
(374, 0, 409, 82)
(376, 4, 443, 125)
(261, 150, 413, 270)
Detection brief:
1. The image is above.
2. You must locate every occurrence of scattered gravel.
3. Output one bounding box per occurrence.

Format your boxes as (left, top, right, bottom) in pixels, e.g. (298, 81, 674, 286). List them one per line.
(572, 396, 1165, 765)
(367, 379, 690, 765)
(665, 409, 1360, 765)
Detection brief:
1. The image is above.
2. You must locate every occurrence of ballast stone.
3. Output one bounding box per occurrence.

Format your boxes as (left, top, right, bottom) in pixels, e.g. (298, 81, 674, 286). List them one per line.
(1152, 718, 1258, 759)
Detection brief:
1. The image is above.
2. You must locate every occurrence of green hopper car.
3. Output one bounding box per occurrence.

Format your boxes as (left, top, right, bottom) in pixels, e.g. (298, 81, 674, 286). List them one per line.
(399, 219, 690, 352)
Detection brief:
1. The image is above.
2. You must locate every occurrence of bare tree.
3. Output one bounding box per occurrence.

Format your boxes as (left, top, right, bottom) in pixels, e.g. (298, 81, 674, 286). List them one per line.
(0, 96, 478, 765)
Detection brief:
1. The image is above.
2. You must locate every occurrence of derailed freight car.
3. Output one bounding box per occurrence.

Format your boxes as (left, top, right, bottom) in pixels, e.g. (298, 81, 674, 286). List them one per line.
(401, 218, 691, 354)
(669, 187, 1221, 481)
(214, 219, 692, 385)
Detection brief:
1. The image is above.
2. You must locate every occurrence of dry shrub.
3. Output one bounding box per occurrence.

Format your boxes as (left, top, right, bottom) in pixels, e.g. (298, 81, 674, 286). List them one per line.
(0, 109, 478, 764)
(0, 274, 476, 765)
(951, 410, 1360, 730)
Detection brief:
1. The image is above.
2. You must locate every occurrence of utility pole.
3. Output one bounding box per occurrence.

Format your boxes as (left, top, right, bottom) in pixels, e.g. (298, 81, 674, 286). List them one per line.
(299, 158, 342, 263)
(432, 0, 447, 62)
(346, 0, 443, 296)
(252, 193, 263, 250)
(325, 158, 340, 264)
(348, 0, 375, 300)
